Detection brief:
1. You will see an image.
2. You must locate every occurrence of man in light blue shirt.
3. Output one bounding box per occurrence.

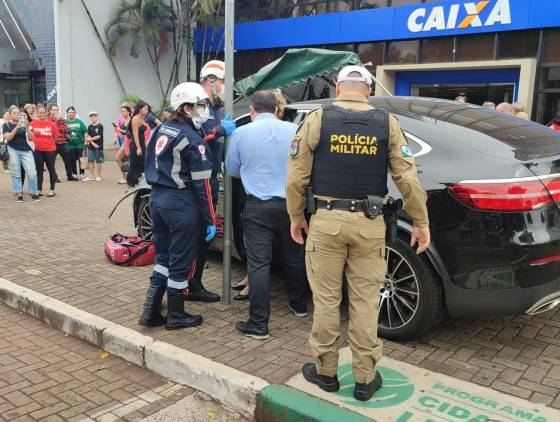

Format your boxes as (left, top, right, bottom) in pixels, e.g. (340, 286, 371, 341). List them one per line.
(226, 90, 308, 340)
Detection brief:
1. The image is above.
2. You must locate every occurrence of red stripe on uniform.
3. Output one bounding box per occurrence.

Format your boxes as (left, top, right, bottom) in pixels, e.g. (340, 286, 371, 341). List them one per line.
(204, 179, 217, 225)
(187, 258, 197, 280)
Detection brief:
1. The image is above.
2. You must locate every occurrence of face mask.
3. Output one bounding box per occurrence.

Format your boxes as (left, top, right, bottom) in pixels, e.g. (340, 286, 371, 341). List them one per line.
(217, 85, 225, 101)
(196, 106, 210, 123)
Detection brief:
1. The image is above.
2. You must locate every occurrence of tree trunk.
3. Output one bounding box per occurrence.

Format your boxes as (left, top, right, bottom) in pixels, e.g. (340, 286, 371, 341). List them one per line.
(79, 0, 127, 96)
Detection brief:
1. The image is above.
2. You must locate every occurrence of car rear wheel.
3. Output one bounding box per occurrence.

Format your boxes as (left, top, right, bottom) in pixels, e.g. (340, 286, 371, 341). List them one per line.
(137, 196, 152, 241)
(378, 236, 444, 341)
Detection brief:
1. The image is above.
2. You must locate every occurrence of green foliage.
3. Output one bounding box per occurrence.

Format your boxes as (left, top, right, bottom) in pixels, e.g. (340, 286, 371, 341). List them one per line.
(121, 93, 141, 106)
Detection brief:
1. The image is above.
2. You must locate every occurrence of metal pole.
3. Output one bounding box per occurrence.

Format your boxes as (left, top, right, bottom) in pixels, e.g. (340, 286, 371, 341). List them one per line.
(222, 0, 234, 304)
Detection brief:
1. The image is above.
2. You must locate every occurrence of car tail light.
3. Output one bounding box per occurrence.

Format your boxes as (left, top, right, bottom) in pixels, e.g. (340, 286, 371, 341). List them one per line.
(449, 175, 560, 212)
(530, 255, 560, 267)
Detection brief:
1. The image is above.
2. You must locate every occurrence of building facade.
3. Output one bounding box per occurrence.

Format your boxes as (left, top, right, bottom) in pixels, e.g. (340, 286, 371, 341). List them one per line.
(196, 0, 560, 124)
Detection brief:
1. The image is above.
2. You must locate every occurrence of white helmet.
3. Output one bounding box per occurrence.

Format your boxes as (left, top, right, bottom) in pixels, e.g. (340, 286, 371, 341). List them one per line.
(170, 82, 208, 111)
(200, 60, 225, 80)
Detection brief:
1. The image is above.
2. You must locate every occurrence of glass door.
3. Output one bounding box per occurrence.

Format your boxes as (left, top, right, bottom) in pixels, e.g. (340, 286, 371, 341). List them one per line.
(411, 84, 515, 107)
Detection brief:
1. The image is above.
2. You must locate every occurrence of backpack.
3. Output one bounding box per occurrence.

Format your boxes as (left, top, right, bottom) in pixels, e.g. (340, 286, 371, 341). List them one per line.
(104, 234, 155, 266)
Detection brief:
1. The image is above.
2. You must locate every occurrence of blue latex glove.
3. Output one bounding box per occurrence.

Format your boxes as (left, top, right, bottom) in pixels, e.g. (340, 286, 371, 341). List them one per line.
(221, 113, 236, 136)
(205, 225, 217, 242)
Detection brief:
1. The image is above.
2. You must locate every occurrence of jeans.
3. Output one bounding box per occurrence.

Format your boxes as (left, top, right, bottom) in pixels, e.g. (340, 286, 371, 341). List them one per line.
(34, 150, 57, 191)
(243, 196, 309, 331)
(55, 143, 73, 180)
(7, 146, 37, 194)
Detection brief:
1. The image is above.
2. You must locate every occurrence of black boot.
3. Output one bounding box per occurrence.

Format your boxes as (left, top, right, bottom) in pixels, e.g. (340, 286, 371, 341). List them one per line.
(138, 282, 166, 327)
(302, 363, 340, 392)
(354, 371, 383, 401)
(184, 278, 220, 302)
(165, 295, 203, 330)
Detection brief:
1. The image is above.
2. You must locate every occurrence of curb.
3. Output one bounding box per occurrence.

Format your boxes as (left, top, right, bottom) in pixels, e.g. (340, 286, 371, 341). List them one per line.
(255, 385, 374, 422)
(0, 277, 268, 418)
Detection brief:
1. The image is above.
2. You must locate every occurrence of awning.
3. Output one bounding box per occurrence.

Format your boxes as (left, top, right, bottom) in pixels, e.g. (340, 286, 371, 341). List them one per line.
(233, 48, 361, 96)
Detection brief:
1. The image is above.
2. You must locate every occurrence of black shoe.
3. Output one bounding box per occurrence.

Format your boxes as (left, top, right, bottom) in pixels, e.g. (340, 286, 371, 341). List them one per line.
(138, 282, 167, 327)
(185, 278, 220, 302)
(68, 177, 79, 181)
(165, 295, 203, 330)
(31, 194, 41, 201)
(16, 194, 23, 203)
(231, 279, 247, 291)
(354, 371, 383, 401)
(233, 292, 249, 302)
(235, 321, 269, 340)
(302, 363, 340, 392)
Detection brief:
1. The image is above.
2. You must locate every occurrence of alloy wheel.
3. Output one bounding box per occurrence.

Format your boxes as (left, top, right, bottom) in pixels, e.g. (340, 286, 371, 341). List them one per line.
(379, 246, 420, 330)
(138, 202, 153, 241)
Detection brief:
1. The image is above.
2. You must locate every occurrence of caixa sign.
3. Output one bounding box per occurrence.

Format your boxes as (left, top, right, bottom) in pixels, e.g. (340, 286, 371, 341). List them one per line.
(407, 0, 511, 33)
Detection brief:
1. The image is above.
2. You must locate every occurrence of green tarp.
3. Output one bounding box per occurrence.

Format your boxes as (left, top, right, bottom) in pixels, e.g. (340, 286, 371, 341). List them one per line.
(233, 48, 362, 96)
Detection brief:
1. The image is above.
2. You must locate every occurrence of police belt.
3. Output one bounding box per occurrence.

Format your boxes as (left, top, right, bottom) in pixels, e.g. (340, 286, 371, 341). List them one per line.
(316, 199, 381, 215)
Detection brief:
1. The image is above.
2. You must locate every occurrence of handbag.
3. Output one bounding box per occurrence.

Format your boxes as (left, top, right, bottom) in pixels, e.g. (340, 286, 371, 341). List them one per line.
(104, 233, 155, 266)
(0, 143, 9, 162)
(79, 145, 88, 170)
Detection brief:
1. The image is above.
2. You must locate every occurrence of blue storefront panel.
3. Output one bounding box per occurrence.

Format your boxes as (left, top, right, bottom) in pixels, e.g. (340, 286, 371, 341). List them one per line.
(195, 0, 560, 53)
(394, 68, 520, 99)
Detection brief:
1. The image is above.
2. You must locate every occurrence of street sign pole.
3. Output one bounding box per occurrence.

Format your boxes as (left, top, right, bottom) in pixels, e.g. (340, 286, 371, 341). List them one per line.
(222, 0, 234, 304)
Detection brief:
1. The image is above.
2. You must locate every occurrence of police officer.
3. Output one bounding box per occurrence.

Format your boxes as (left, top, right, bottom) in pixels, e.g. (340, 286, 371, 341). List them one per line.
(138, 82, 217, 330)
(185, 60, 235, 302)
(285, 66, 431, 401)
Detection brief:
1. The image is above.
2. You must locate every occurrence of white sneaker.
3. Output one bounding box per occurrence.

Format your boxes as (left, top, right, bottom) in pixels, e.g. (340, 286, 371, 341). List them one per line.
(117, 178, 126, 185)
(95, 177, 102, 182)
(79, 174, 85, 180)
(4, 170, 9, 174)
(82, 177, 93, 182)
(289, 306, 308, 318)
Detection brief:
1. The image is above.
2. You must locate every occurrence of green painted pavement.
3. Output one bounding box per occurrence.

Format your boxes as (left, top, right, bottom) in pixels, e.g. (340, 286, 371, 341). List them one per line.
(255, 385, 374, 422)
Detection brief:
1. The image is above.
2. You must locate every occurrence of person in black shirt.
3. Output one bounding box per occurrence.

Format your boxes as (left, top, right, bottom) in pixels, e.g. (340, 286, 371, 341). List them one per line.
(84, 111, 104, 182)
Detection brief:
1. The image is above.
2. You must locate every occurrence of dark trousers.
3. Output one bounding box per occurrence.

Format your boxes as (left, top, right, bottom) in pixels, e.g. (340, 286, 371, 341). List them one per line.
(127, 143, 145, 187)
(55, 143, 73, 180)
(193, 177, 219, 282)
(243, 196, 309, 330)
(150, 187, 200, 295)
(34, 150, 56, 191)
(68, 148, 84, 176)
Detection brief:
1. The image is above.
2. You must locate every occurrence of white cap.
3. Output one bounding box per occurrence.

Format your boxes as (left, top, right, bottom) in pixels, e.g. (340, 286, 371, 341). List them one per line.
(337, 65, 373, 86)
(88, 111, 98, 116)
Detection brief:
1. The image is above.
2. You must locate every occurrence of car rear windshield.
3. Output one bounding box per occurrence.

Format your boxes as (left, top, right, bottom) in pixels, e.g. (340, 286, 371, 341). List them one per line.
(374, 97, 560, 153)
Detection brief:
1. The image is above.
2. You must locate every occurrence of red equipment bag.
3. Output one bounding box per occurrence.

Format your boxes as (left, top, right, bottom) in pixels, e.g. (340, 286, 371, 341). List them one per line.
(104, 234, 155, 266)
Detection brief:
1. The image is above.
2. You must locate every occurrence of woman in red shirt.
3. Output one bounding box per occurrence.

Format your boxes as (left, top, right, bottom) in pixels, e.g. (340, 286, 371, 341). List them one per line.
(29, 105, 59, 197)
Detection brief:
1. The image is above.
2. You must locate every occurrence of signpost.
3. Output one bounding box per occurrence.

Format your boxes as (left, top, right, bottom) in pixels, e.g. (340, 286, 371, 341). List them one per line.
(222, 0, 234, 304)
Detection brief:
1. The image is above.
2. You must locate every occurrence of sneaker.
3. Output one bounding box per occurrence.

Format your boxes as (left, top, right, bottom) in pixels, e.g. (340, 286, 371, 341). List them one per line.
(4, 170, 10, 174)
(289, 306, 308, 318)
(82, 177, 93, 182)
(117, 178, 127, 185)
(47, 191, 56, 198)
(38, 192, 43, 197)
(79, 174, 85, 180)
(235, 321, 269, 340)
(55, 176, 61, 183)
(95, 177, 102, 182)
(31, 194, 41, 201)
(16, 194, 23, 203)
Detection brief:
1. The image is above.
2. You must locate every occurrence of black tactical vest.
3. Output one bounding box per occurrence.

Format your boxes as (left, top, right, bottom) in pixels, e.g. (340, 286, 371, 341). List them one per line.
(311, 104, 389, 200)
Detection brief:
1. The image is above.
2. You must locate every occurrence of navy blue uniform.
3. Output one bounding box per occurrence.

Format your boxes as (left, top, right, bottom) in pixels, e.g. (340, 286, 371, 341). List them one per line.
(190, 101, 224, 289)
(145, 121, 216, 295)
